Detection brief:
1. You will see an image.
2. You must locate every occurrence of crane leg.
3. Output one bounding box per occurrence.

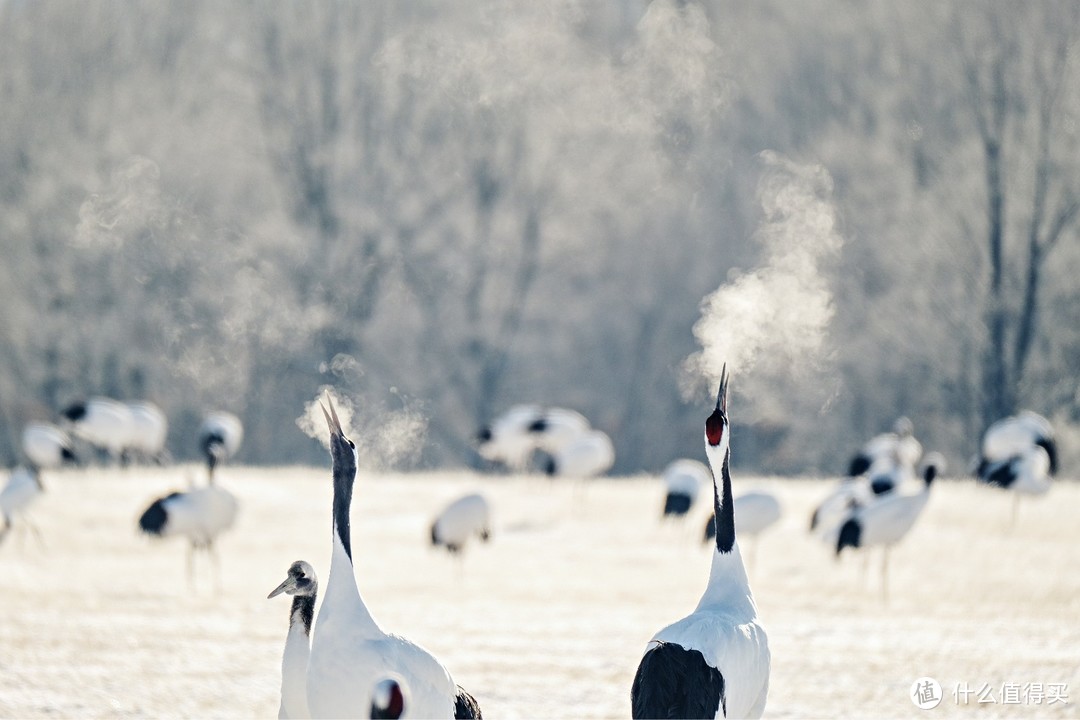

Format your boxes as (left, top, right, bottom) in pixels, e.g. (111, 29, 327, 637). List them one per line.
(186, 543, 196, 589)
(209, 540, 222, 594)
(881, 547, 890, 604)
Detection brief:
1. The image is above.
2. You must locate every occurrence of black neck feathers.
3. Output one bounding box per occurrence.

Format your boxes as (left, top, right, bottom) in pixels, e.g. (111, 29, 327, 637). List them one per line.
(712, 449, 736, 554)
(331, 438, 355, 561)
(291, 594, 316, 634)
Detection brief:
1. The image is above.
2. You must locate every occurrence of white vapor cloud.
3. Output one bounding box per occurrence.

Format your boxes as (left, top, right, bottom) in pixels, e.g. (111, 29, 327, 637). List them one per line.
(685, 152, 844, 395)
(296, 379, 429, 471)
(74, 156, 162, 248)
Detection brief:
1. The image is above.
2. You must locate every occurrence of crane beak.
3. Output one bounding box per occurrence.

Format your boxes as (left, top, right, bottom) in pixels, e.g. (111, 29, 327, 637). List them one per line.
(716, 363, 728, 415)
(321, 393, 344, 438)
(267, 576, 295, 599)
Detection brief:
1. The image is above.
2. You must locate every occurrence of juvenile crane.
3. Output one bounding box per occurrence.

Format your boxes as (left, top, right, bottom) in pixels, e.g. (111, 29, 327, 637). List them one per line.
(268, 560, 319, 720)
(306, 397, 481, 719)
(631, 367, 770, 719)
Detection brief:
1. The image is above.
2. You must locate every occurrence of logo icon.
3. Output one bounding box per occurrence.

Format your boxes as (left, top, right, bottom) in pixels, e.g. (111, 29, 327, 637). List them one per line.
(911, 677, 943, 710)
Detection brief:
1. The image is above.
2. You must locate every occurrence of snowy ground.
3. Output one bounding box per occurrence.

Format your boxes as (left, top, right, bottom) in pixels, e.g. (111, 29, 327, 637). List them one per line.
(0, 464, 1077, 719)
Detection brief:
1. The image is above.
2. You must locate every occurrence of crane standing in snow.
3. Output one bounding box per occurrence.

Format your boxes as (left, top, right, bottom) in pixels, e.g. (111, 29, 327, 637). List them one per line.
(974, 411, 1057, 525)
(305, 396, 482, 719)
(430, 493, 492, 556)
(631, 367, 770, 719)
(268, 560, 319, 719)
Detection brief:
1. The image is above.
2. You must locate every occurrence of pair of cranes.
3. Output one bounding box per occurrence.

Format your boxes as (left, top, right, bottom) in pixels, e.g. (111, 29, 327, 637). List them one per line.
(268, 398, 484, 720)
(266, 372, 772, 719)
(477, 405, 615, 479)
(810, 409, 1058, 600)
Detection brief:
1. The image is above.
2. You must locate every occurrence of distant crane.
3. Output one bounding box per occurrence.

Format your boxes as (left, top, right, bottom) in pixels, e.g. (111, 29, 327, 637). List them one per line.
(631, 367, 770, 719)
(0, 466, 45, 547)
(268, 560, 319, 720)
(137, 418, 240, 586)
(306, 396, 481, 719)
(845, 416, 923, 480)
(829, 453, 945, 600)
(544, 429, 614, 479)
(198, 411, 244, 475)
(476, 405, 543, 472)
(22, 423, 78, 469)
(123, 401, 169, 464)
(974, 411, 1057, 524)
(430, 493, 492, 556)
(661, 459, 709, 519)
(61, 397, 135, 463)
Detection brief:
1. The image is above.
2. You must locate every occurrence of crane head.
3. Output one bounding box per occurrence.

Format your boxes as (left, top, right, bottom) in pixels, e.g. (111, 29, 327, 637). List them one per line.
(705, 364, 729, 448)
(267, 560, 318, 599)
(321, 394, 357, 473)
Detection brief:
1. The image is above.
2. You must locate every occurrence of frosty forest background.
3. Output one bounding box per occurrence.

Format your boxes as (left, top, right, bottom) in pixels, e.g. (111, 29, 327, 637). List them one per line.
(2, 0, 1079, 476)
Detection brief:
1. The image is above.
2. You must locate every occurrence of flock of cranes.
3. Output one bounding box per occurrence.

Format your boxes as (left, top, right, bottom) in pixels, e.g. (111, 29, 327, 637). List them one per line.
(0, 377, 1064, 719)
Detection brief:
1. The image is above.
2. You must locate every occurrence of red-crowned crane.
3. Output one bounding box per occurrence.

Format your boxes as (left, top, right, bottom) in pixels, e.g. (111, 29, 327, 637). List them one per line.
(631, 367, 770, 719)
(829, 453, 945, 600)
(136, 416, 240, 586)
(430, 493, 492, 556)
(662, 459, 709, 519)
(305, 396, 481, 719)
(0, 466, 45, 547)
(22, 422, 78, 469)
(124, 401, 169, 464)
(974, 411, 1057, 524)
(61, 397, 135, 463)
(544, 429, 614, 479)
(198, 411, 244, 475)
(476, 404, 543, 472)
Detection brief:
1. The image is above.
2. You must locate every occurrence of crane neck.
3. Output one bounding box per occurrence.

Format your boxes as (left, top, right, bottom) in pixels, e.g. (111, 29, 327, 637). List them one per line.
(290, 592, 316, 635)
(705, 437, 736, 554)
(332, 451, 354, 561)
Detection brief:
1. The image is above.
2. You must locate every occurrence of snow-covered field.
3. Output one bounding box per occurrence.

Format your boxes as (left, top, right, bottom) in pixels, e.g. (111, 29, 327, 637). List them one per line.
(1, 465, 1077, 719)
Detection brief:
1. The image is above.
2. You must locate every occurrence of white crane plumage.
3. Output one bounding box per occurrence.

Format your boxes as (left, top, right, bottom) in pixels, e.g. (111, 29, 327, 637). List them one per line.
(661, 459, 709, 519)
(846, 417, 923, 479)
(123, 401, 169, 464)
(137, 419, 239, 585)
(544, 429, 614, 478)
(430, 493, 492, 556)
(61, 397, 135, 463)
(475, 405, 543, 472)
(22, 422, 78, 469)
(269, 560, 319, 720)
(527, 407, 591, 457)
(198, 411, 244, 471)
(306, 397, 481, 719)
(828, 453, 945, 599)
(975, 411, 1056, 494)
(632, 368, 770, 719)
(0, 466, 45, 546)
